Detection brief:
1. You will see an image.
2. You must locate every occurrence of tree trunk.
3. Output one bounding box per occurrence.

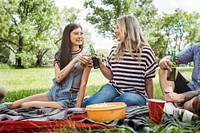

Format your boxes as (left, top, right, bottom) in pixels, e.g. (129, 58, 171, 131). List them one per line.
(16, 35, 23, 68)
(36, 56, 42, 67)
(35, 49, 49, 67)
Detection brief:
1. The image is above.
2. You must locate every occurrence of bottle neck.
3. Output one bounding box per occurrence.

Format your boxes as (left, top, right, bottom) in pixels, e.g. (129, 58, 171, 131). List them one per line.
(90, 45, 96, 57)
(171, 50, 176, 67)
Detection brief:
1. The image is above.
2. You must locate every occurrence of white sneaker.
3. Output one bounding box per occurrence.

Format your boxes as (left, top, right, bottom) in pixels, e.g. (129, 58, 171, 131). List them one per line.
(173, 108, 194, 122)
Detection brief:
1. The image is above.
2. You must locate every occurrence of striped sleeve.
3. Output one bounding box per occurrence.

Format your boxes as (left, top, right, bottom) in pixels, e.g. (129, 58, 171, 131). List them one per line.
(106, 46, 116, 70)
(144, 47, 158, 79)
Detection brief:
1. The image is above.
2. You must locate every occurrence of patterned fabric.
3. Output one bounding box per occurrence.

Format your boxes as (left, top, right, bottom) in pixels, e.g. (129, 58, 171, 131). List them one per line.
(176, 42, 200, 90)
(106, 46, 158, 96)
(0, 107, 85, 121)
(0, 108, 116, 132)
(0, 106, 199, 132)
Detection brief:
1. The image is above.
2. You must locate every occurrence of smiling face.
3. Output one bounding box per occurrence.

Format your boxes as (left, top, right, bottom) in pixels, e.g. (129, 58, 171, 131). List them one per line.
(70, 27, 83, 48)
(114, 22, 126, 43)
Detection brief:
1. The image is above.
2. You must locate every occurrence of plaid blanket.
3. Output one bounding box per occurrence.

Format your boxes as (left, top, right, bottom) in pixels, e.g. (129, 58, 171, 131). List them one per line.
(0, 107, 85, 121)
(0, 106, 200, 132)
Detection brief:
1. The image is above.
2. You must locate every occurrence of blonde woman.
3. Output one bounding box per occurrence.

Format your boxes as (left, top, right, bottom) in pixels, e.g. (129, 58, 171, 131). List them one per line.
(82, 15, 158, 107)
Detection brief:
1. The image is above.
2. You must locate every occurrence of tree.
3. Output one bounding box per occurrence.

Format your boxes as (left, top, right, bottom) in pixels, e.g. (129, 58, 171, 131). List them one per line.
(0, 0, 60, 67)
(84, 0, 162, 59)
(84, 0, 135, 38)
(186, 22, 200, 44)
(157, 9, 200, 52)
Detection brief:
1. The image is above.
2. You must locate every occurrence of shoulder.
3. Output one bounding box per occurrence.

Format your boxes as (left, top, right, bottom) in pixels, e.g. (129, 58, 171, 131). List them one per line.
(191, 42, 200, 51)
(111, 45, 117, 51)
(109, 45, 117, 54)
(142, 45, 154, 54)
(192, 42, 200, 47)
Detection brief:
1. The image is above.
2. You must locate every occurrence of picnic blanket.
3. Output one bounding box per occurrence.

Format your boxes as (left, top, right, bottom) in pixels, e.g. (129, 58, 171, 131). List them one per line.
(0, 106, 200, 132)
(0, 107, 116, 132)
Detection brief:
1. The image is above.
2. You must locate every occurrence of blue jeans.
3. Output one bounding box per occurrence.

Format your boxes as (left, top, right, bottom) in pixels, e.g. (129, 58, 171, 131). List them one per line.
(82, 83, 146, 107)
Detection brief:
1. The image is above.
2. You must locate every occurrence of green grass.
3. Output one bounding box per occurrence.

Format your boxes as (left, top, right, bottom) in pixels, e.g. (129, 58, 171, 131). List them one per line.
(0, 67, 193, 102)
(0, 66, 196, 132)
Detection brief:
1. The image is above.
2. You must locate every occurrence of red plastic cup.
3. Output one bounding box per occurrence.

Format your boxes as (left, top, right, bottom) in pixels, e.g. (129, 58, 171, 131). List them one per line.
(147, 99, 166, 124)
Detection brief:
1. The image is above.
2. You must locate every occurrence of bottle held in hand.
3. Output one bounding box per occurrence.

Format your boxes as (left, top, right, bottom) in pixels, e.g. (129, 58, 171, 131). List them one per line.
(89, 44, 100, 69)
(167, 50, 176, 81)
(80, 55, 91, 68)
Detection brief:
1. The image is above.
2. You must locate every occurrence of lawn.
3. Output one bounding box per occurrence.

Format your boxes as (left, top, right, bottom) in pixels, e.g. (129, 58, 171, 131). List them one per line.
(0, 66, 196, 132)
(0, 66, 192, 102)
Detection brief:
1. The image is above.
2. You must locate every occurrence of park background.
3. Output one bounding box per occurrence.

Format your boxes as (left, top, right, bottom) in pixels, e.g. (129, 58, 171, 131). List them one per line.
(0, 0, 199, 132)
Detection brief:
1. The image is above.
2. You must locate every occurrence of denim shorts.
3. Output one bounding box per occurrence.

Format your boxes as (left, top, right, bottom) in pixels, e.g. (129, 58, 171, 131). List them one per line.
(46, 81, 78, 108)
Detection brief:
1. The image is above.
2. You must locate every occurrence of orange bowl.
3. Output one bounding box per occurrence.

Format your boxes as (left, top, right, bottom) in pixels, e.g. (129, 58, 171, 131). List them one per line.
(85, 102, 127, 122)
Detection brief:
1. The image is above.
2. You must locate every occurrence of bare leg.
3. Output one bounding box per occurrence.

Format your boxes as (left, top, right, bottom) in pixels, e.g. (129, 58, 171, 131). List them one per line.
(183, 97, 195, 113)
(183, 95, 200, 116)
(10, 93, 50, 109)
(21, 101, 63, 109)
(159, 68, 176, 94)
(192, 95, 200, 116)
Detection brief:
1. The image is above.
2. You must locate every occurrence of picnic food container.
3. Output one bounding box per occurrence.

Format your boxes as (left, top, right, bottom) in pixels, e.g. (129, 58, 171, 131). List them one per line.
(85, 102, 127, 122)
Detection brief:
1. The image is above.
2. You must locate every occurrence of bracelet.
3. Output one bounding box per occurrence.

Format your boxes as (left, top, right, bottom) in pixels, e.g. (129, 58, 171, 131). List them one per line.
(53, 61, 59, 66)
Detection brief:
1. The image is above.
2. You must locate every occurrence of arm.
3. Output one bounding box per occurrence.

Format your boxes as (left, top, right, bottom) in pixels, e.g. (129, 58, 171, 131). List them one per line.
(183, 89, 200, 101)
(54, 54, 89, 83)
(75, 66, 91, 108)
(159, 57, 182, 71)
(163, 89, 200, 103)
(145, 78, 154, 99)
(99, 62, 113, 80)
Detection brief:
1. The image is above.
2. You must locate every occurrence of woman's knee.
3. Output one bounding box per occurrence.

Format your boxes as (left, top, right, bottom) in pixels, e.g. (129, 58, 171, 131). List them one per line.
(98, 84, 118, 95)
(116, 92, 146, 106)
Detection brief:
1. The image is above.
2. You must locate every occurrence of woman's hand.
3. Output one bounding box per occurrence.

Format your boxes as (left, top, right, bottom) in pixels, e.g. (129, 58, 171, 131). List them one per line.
(73, 54, 91, 66)
(159, 58, 173, 71)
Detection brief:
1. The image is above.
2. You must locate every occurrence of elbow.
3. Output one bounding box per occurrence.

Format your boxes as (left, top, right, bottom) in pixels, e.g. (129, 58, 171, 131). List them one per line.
(106, 74, 113, 80)
(55, 76, 62, 83)
(107, 76, 112, 80)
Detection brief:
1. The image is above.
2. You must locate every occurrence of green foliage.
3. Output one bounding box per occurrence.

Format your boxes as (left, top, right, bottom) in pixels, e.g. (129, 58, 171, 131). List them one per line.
(16, 52, 37, 68)
(84, 0, 200, 61)
(187, 22, 200, 43)
(0, 0, 60, 67)
(84, 0, 135, 38)
(157, 9, 200, 52)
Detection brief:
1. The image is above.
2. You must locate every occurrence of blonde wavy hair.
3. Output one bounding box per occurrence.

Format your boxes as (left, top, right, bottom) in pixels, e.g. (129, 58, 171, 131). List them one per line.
(114, 14, 149, 61)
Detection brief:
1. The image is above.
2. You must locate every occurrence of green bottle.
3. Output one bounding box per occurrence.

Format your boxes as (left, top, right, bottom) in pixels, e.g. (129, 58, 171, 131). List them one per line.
(89, 44, 100, 69)
(167, 50, 176, 81)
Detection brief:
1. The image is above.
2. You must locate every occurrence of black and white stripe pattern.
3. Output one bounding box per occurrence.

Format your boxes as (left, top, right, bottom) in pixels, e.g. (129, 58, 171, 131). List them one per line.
(106, 46, 158, 96)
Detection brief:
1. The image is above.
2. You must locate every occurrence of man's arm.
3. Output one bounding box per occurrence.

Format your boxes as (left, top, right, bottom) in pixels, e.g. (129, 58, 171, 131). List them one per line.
(183, 89, 200, 101)
(164, 89, 200, 103)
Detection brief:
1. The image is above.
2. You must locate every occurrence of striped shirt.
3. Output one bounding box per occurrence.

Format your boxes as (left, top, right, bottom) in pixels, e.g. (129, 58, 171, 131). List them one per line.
(106, 45, 158, 96)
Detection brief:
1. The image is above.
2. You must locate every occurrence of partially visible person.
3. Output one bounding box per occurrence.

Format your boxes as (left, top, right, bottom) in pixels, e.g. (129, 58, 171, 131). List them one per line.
(159, 42, 200, 95)
(0, 23, 91, 111)
(0, 87, 6, 102)
(82, 14, 158, 107)
(163, 89, 200, 118)
(159, 42, 200, 120)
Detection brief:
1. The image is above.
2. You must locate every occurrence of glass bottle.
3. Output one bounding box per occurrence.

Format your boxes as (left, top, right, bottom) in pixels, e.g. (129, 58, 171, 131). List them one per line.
(89, 44, 100, 69)
(167, 49, 176, 81)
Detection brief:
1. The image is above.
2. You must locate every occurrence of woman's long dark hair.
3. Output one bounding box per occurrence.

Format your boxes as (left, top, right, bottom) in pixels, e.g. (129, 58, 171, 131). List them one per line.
(55, 23, 83, 84)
